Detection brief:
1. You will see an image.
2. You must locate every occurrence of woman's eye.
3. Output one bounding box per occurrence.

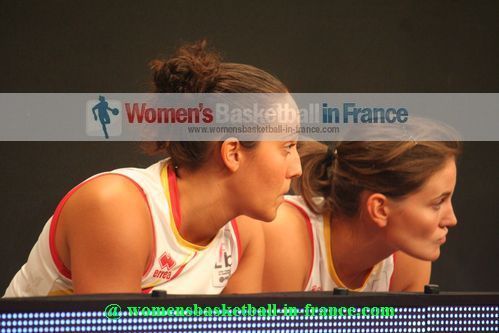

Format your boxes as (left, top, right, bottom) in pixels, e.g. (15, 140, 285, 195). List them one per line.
(285, 144, 296, 153)
(432, 198, 446, 210)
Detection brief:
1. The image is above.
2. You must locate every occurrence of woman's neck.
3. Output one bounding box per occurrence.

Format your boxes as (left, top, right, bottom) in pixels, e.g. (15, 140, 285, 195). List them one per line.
(175, 168, 237, 246)
(329, 214, 395, 289)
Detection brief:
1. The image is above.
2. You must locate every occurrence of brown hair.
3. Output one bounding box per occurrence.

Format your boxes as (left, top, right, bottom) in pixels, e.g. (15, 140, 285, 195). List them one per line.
(143, 40, 288, 171)
(295, 138, 462, 216)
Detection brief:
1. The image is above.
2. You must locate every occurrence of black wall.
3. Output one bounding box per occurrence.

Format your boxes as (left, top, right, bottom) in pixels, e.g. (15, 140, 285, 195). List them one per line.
(1, 0, 498, 292)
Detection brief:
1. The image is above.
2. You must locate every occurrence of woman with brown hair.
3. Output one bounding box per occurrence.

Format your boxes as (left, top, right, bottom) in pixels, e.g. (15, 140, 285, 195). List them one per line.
(4, 40, 302, 297)
(261, 124, 461, 292)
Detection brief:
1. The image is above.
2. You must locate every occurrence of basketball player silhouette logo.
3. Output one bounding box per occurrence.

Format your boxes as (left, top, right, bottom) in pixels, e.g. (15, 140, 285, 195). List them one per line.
(91, 96, 120, 139)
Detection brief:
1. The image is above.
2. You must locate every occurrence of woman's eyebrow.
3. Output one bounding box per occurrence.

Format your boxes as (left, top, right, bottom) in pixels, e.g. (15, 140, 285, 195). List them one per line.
(431, 192, 452, 201)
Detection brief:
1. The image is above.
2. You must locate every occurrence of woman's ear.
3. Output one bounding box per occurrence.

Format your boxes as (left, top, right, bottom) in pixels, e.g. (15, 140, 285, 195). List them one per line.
(220, 138, 242, 172)
(365, 193, 390, 228)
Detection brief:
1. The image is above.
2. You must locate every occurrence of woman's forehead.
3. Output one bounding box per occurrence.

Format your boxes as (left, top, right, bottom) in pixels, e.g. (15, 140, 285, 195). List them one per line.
(412, 159, 457, 198)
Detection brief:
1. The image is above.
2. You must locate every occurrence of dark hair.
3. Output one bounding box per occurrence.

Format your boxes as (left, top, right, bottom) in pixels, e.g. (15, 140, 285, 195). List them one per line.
(143, 40, 288, 171)
(295, 137, 462, 217)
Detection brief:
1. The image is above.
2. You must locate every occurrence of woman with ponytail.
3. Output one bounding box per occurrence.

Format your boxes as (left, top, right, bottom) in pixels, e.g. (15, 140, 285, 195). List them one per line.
(261, 124, 461, 292)
(4, 40, 302, 297)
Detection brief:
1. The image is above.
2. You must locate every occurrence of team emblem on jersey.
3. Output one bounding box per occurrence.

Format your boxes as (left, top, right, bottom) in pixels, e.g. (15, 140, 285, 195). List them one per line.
(159, 252, 176, 270)
(153, 252, 177, 280)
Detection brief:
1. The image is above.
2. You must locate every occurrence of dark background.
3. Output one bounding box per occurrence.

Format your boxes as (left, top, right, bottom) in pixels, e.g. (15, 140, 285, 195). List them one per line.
(0, 0, 498, 292)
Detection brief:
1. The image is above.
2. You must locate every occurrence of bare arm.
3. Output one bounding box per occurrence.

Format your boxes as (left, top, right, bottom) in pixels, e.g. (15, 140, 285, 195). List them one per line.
(58, 175, 153, 294)
(389, 251, 431, 292)
(222, 217, 265, 294)
(262, 203, 312, 292)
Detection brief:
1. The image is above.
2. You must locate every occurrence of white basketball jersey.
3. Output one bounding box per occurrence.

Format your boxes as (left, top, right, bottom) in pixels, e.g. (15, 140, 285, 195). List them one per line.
(285, 196, 394, 292)
(4, 160, 240, 297)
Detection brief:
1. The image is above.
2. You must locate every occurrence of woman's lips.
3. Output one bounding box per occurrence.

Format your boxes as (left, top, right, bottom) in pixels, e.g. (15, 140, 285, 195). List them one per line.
(438, 235, 447, 244)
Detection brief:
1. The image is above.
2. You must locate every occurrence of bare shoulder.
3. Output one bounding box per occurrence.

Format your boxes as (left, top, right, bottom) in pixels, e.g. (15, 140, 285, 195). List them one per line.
(261, 201, 313, 291)
(57, 174, 154, 293)
(390, 251, 431, 292)
(233, 215, 264, 253)
(61, 173, 152, 239)
(222, 216, 265, 294)
(262, 201, 311, 250)
(239, 201, 310, 263)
